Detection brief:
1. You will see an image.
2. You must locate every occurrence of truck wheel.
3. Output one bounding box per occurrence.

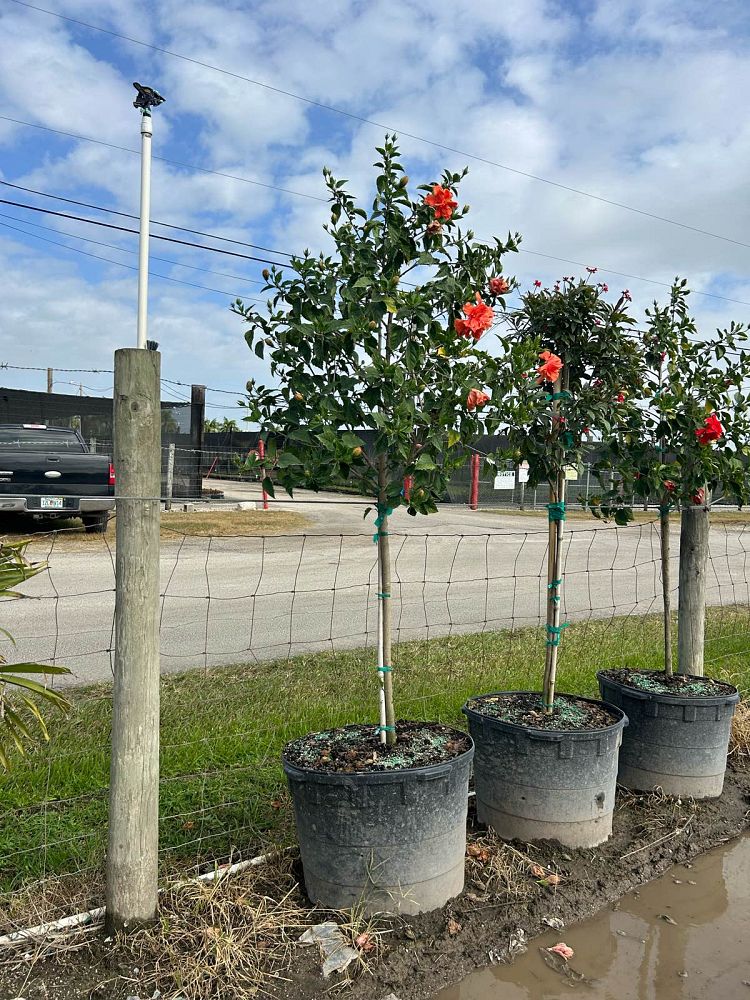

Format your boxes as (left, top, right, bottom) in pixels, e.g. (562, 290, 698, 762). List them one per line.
(82, 513, 109, 534)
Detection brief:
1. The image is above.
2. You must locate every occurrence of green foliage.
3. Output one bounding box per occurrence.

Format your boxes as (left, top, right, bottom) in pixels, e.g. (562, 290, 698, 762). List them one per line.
(233, 136, 520, 512)
(497, 275, 641, 489)
(0, 542, 71, 771)
(597, 280, 750, 510)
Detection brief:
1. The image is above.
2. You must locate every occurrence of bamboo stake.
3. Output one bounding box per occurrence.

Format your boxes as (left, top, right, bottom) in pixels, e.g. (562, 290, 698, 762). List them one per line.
(660, 503, 673, 677)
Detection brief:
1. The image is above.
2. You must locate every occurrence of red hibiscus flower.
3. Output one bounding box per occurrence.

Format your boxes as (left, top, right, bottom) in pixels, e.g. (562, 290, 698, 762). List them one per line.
(600, 283, 609, 292)
(533, 279, 542, 288)
(664, 481, 676, 493)
(466, 388, 490, 411)
(489, 276, 510, 296)
(623, 289, 632, 302)
(615, 392, 626, 403)
(424, 184, 458, 220)
(537, 350, 563, 384)
(586, 266, 598, 274)
(692, 487, 706, 505)
(455, 293, 494, 340)
(695, 413, 723, 445)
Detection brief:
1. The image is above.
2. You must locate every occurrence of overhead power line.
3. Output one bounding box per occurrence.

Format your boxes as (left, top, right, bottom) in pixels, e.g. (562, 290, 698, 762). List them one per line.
(0, 115, 326, 203)
(0, 218, 260, 300)
(0, 180, 293, 257)
(0, 210, 266, 285)
(0, 197, 287, 265)
(8, 0, 750, 253)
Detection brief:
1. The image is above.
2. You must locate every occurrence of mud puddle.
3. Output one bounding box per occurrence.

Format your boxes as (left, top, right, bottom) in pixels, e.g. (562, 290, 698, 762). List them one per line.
(436, 833, 750, 999)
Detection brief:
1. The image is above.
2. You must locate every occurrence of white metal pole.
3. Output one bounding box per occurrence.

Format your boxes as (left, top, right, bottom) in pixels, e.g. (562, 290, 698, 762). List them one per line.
(136, 110, 153, 350)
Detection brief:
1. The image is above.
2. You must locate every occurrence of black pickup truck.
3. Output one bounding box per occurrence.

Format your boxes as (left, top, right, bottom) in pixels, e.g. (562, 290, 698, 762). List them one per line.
(0, 424, 115, 533)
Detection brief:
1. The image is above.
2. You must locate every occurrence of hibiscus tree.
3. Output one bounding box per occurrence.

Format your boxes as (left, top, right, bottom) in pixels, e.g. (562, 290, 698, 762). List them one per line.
(593, 280, 750, 676)
(498, 275, 641, 709)
(233, 136, 519, 744)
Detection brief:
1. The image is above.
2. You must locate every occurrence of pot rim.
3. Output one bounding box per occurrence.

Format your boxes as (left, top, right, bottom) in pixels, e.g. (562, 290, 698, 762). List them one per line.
(597, 669, 740, 707)
(282, 722, 475, 784)
(462, 690, 627, 740)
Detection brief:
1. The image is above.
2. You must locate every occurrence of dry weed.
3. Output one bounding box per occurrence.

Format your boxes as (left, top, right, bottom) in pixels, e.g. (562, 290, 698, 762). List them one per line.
(465, 833, 540, 901)
(729, 701, 750, 759)
(127, 852, 309, 999)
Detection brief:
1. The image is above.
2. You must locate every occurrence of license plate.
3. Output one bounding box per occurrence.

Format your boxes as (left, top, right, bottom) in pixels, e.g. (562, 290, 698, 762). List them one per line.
(40, 496, 64, 510)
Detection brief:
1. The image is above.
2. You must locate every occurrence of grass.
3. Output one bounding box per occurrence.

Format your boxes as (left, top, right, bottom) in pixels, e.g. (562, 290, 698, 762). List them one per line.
(2, 508, 310, 551)
(1, 608, 748, 916)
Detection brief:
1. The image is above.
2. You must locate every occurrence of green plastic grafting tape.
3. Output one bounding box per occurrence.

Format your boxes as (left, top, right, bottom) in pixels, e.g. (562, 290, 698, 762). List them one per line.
(373, 502, 395, 543)
(545, 622, 570, 647)
(547, 578, 563, 604)
(377, 724, 396, 733)
(547, 501, 566, 522)
(378, 665, 393, 673)
(376, 591, 391, 599)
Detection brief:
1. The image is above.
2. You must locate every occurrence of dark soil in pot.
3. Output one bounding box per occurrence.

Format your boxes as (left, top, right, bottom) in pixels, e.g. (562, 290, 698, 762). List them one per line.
(598, 668, 740, 798)
(464, 692, 620, 731)
(284, 721, 472, 773)
(463, 691, 627, 849)
(283, 721, 474, 916)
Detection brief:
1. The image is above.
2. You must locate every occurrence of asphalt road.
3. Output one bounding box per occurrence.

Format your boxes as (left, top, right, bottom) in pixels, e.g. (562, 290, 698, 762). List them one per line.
(4, 480, 749, 688)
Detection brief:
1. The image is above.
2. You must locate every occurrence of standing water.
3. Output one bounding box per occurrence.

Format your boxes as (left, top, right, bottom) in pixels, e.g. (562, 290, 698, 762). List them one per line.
(436, 834, 750, 999)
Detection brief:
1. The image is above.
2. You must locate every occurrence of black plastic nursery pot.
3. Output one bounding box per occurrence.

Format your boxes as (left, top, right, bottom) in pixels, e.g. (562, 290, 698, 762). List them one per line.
(282, 724, 474, 916)
(597, 670, 740, 798)
(463, 692, 628, 849)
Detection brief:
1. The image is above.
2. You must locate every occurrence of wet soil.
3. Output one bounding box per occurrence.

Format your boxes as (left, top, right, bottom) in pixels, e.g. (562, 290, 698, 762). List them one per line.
(283, 721, 472, 773)
(3, 758, 749, 1000)
(601, 668, 737, 698)
(465, 692, 620, 731)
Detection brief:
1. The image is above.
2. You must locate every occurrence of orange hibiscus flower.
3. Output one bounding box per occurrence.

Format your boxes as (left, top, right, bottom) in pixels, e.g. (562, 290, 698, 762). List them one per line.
(454, 293, 494, 341)
(695, 413, 723, 445)
(466, 388, 490, 411)
(424, 184, 458, 220)
(536, 350, 563, 384)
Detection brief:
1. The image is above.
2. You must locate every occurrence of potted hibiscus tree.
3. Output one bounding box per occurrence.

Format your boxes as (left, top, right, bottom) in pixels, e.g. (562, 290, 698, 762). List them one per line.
(234, 136, 518, 913)
(594, 280, 748, 797)
(464, 273, 640, 848)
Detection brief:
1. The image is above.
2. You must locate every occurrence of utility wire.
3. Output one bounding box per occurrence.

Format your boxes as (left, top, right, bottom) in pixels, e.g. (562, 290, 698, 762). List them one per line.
(0, 115, 326, 203)
(0, 180, 293, 257)
(0, 197, 286, 265)
(4, 186, 750, 313)
(8, 0, 750, 252)
(0, 210, 266, 284)
(0, 218, 260, 299)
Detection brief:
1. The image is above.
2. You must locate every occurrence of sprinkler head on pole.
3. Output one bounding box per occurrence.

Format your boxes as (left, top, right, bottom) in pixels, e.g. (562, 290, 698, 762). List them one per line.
(133, 82, 166, 112)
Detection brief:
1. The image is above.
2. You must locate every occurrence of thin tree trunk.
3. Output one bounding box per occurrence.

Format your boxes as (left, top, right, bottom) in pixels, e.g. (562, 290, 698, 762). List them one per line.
(678, 494, 709, 676)
(543, 470, 566, 709)
(660, 506, 673, 676)
(377, 456, 396, 745)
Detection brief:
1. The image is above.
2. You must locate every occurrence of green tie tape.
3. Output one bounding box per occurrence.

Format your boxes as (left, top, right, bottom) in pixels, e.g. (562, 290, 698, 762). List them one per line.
(373, 502, 395, 543)
(376, 591, 391, 599)
(378, 665, 393, 673)
(545, 622, 570, 647)
(377, 724, 396, 733)
(547, 501, 566, 523)
(547, 578, 563, 604)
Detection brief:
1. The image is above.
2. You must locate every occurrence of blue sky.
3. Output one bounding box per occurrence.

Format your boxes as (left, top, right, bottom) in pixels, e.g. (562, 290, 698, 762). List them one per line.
(2, 0, 750, 418)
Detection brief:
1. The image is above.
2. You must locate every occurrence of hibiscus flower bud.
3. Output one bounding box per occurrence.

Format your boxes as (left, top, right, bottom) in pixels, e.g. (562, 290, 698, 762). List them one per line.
(489, 276, 510, 296)
(352, 446, 363, 457)
(262, 268, 270, 281)
(399, 175, 409, 187)
(368, 321, 378, 330)
(294, 392, 304, 401)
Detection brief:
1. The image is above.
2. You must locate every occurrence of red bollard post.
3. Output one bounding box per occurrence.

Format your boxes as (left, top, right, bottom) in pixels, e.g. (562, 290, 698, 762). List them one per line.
(404, 475, 414, 502)
(257, 439, 269, 510)
(469, 453, 480, 510)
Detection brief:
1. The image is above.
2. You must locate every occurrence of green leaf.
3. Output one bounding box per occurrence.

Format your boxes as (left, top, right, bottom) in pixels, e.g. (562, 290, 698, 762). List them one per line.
(262, 477, 276, 498)
(276, 452, 304, 468)
(415, 453, 437, 470)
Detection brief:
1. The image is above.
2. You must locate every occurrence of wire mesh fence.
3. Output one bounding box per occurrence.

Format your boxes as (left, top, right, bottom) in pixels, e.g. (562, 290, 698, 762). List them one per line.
(1, 502, 750, 930)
